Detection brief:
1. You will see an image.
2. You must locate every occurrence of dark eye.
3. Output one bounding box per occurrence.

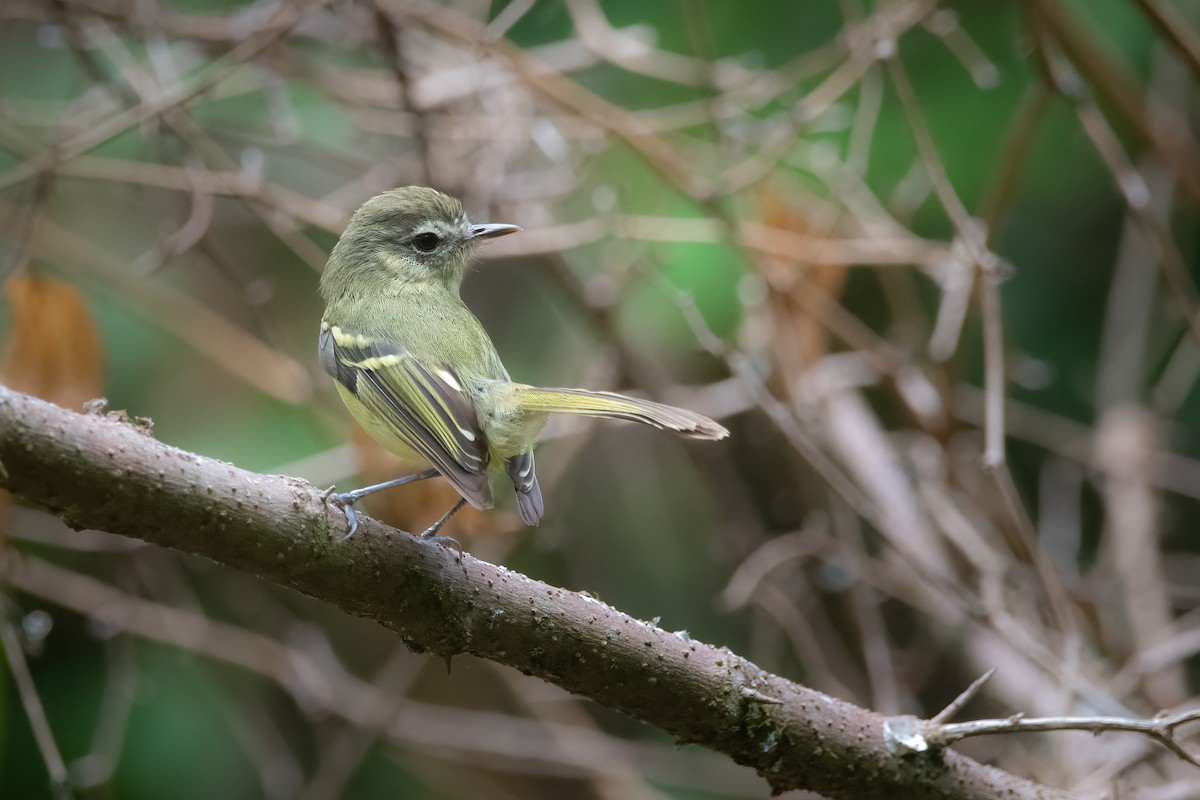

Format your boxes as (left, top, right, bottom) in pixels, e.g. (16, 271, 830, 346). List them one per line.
(412, 232, 440, 252)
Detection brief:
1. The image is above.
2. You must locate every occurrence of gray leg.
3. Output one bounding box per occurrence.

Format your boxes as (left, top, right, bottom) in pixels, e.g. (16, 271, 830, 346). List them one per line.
(420, 498, 467, 552)
(329, 469, 439, 540)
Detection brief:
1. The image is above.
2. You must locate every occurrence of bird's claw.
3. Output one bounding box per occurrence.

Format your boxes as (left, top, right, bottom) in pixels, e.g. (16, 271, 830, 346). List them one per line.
(420, 528, 464, 555)
(339, 505, 360, 541)
(326, 485, 461, 551)
(324, 490, 361, 540)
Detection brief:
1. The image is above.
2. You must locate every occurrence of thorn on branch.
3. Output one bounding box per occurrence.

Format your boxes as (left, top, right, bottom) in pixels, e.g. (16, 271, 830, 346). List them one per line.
(931, 666, 996, 725)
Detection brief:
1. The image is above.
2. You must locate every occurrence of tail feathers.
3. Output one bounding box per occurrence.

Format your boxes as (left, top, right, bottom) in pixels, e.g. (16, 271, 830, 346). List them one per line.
(513, 387, 728, 441)
(506, 451, 544, 526)
(514, 479, 544, 526)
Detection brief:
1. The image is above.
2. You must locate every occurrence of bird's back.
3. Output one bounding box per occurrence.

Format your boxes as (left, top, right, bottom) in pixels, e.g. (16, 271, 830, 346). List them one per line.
(349, 281, 509, 387)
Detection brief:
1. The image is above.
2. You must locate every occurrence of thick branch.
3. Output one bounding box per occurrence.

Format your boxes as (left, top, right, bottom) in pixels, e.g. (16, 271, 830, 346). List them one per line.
(0, 385, 1066, 799)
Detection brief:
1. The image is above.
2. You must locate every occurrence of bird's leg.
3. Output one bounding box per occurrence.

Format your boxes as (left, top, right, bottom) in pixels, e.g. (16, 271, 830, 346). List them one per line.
(330, 469, 440, 505)
(420, 498, 467, 552)
(328, 468, 439, 540)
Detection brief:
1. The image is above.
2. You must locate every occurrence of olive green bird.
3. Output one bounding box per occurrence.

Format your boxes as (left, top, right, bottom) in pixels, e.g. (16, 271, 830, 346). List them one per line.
(320, 186, 728, 542)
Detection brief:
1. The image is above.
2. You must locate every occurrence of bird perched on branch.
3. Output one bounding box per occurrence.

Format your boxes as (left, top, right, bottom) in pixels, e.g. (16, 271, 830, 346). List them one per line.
(319, 186, 728, 543)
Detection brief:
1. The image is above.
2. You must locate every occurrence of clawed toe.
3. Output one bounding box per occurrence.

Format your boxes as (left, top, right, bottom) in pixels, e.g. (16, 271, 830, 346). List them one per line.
(323, 471, 442, 542)
(339, 505, 360, 540)
(420, 529, 464, 554)
(324, 479, 466, 550)
(324, 490, 361, 540)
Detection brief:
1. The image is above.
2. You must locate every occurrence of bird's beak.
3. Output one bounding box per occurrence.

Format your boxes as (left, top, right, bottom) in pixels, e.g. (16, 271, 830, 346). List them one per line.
(469, 223, 521, 240)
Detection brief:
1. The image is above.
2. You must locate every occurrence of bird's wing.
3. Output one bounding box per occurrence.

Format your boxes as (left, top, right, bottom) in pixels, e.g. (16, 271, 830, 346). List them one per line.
(320, 322, 492, 509)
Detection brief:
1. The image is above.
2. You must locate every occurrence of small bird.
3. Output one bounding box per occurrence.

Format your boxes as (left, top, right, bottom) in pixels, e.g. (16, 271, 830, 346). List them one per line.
(319, 186, 728, 542)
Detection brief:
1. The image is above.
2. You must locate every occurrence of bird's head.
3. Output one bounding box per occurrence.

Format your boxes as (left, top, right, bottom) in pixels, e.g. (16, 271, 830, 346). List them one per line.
(321, 186, 519, 299)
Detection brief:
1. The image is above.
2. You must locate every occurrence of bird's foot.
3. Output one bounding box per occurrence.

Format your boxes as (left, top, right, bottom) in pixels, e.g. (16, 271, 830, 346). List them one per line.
(418, 498, 467, 554)
(419, 526, 464, 554)
(324, 489, 363, 540)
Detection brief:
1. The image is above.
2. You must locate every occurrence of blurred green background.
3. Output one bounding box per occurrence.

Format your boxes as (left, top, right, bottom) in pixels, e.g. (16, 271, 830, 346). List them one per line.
(2, 0, 1198, 797)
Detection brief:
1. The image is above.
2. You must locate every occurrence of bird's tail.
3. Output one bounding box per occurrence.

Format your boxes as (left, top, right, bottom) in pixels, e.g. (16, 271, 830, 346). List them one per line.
(512, 387, 728, 440)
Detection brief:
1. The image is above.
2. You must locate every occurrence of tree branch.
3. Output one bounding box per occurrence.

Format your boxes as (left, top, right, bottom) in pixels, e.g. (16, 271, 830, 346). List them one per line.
(0, 385, 1065, 799)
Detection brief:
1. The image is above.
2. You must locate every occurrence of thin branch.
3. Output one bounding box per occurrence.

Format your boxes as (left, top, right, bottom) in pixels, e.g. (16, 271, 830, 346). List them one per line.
(1035, 0, 1200, 204)
(0, 610, 71, 798)
(3, 552, 755, 796)
(1135, 0, 1200, 83)
(929, 708, 1200, 769)
(3, 203, 315, 404)
(931, 668, 997, 726)
(0, 0, 327, 192)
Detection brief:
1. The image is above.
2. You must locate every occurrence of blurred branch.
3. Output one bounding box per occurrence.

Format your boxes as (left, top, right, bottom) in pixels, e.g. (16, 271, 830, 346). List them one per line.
(40, 157, 346, 230)
(1136, 0, 1200, 82)
(0, 385, 1067, 800)
(1033, 0, 1200, 204)
(0, 609, 70, 799)
(398, 0, 709, 199)
(3, 550, 754, 796)
(0, 0, 323, 192)
(10, 204, 315, 404)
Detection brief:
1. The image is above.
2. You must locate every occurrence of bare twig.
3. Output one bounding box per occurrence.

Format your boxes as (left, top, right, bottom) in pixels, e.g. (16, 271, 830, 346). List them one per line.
(929, 708, 1200, 768)
(931, 668, 997, 726)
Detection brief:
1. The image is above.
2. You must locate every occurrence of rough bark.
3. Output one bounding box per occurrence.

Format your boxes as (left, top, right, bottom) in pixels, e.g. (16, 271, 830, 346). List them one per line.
(0, 385, 1067, 799)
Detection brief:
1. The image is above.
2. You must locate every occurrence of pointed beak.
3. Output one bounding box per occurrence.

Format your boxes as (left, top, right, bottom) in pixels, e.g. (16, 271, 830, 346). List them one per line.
(468, 223, 521, 240)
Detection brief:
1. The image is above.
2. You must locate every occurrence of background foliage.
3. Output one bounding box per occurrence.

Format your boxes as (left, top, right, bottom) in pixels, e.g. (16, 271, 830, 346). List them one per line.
(1, 0, 1199, 797)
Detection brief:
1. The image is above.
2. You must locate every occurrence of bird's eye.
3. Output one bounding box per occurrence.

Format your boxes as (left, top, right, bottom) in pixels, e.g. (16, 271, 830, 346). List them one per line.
(412, 232, 440, 252)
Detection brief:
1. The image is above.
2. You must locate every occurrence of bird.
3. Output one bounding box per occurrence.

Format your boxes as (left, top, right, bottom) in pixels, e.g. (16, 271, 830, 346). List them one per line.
(318, 186, 728, 543)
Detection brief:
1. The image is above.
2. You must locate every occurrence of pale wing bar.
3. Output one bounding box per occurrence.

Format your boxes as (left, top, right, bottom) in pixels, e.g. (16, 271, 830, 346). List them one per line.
(320, 323, 492, 509)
